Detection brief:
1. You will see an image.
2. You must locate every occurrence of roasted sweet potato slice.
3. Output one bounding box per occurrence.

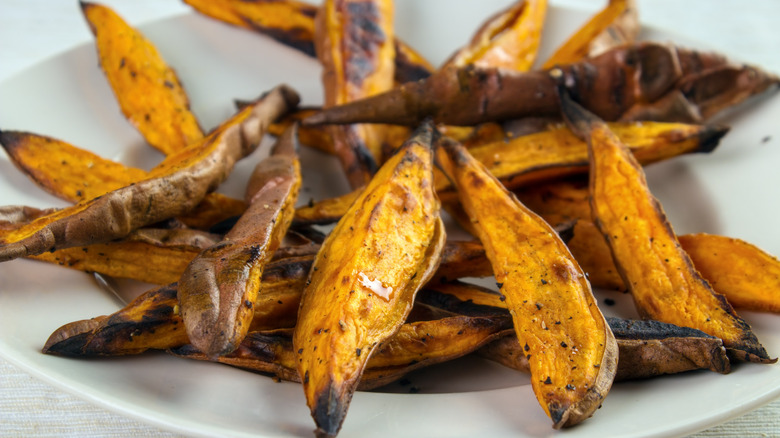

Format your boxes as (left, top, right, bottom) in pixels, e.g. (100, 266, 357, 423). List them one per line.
(679, 234, 780, 313)
(0, 85, 298, 262)
(172, 314, 512, 391)
(442, 0, 547, 72)
(559, 89, 772, 363)
(293, 121, 445, 437)
(293, 121, 726, 225)
(518, 178, 780, 299)
(418, 283, 731, 380)
(178, 126, 301, 357)
(305, 43, 775, 126)
(314, 0, 399, 188)
(42, 254, 314, 357)
(0, 130, 146, 202)
(30, 228, 217, 285)
(183, 0, 433, 84)
(0, 129, 248, 230)
(436, 136, 618, 428)
(481, 318, 730, 381)
(542, 0, 638, 69)
(81, 2, 204, 155)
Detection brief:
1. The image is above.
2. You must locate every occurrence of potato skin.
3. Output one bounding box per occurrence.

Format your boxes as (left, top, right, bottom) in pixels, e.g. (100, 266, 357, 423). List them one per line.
(178, 127, 301, 358)
(0, 85, 298, 263)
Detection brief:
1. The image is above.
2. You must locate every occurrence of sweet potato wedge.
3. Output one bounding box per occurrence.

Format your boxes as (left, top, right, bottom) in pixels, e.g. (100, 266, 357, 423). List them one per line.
(178, 126, 301, 357)
(0, 130, 146, 202)
(417, 283, 731, 380)
(442, 0, 548, 72)
(0, 129, 248, 230)
(679, 234, 780, 313)
(183, 0, 433, 84)
(30, 228, 217, 285)
(172, 314, 512, 391)
(315, 0, 398, 187)
(42, 253, 318, 357)
(436, 136, 618, 429)
(559, 89, 772, 363)
(81, 2, 204, 155)
(293, 121, 445, 437)
(305, 42, 776, 126)
(0, 85, 298, 262)
(293, 121, 726, 225)
(542, 0, 638, 69)
(481, 318, 731, 381)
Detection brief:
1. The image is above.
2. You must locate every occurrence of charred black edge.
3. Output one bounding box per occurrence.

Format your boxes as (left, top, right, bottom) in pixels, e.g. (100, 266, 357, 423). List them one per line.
(41, 332, 91, 356)
(416, 287, 509, 319)
(312, 382, 352, 438)
(696, 124, 729, 154)
(606, 317, 717, 340)
(0, 129, 23, 155)
(288, 224, 328, 244)
(208, 215, 241, 235)
(394, 41, 433, 83)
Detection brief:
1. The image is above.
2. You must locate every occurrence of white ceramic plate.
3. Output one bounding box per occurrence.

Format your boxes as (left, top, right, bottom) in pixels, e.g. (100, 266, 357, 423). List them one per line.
(1, 2, 779, 437)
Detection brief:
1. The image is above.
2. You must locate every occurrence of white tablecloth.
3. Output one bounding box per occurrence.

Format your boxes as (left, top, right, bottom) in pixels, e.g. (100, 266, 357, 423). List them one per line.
(1, 0, 779, 436)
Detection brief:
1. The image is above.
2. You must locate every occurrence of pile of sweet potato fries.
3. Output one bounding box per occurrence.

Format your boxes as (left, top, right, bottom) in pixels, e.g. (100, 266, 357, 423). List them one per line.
(1, 0, 779, 436)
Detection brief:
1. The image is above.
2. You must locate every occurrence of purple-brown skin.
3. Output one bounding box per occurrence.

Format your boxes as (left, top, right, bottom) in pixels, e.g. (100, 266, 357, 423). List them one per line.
(177, 126, 302, 358)
(304, 42, 779, 127)
(0, 85, 299, 263)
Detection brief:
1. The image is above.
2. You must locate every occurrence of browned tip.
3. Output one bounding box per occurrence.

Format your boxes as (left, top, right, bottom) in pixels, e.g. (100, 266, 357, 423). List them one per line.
(311, 381, 350, 438)
(0, 129, 22, 154)
(42, 317, 105, 356)
(696, 124, 730, 154)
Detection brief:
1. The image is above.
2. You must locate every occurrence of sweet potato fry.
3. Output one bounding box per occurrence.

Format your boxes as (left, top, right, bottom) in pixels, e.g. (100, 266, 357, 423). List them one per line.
(542, 0, 638, 69)
(436, 136, 618, 429)
(0, 129, 247, 230)
(315, 0, 398, 188)
(305, 43, 776, 126)
(42, 254, 313, 357)
(293, 121, 726, 225)
(0, 130, 146, 202)
(29, 228, 218, 285)
(172, 315, 512, 391)
(0, 85, 298, 263)
(442, 0, 548, 72)
(293, 121, 445, 437)
(559, 88, 772, 363)
(679, 234, 780, 313)
(81, 2, 204, 155)
(183, 0, 433, 84)
(481, 318, 731, 381)
(418, 283, 731, 380)
(178, 126, 301, 357)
